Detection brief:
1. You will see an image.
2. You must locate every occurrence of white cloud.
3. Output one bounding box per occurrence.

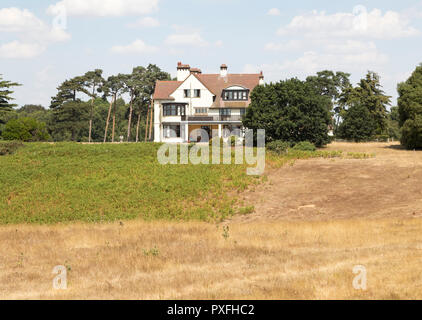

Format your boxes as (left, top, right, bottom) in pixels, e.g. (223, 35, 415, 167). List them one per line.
(0, 41, 45, 59)
(111, 39, 158, 54)
(278, 8, 420, 39)
(267, 8, 281, 16)
(47, 0, 159, 17)
(127, 17, 160, 28)
(0, 7, 70, 59)
(0, 7, 44, 32)
(215, 40, 224, 47)
(165, 32, 209, 47)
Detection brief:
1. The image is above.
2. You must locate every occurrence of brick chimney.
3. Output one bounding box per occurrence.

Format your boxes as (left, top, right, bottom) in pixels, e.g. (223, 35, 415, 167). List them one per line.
(220, 64, 228, 77)
(177, 62, 191, 81)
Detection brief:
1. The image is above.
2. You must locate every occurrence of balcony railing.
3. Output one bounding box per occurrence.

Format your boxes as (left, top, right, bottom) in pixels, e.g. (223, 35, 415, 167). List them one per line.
(182, 115, 243, 122)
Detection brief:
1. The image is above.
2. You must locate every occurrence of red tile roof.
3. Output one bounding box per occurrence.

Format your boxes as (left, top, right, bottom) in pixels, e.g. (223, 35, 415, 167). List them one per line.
(153, 72, 261, 106)
(153, 81, 182, 100)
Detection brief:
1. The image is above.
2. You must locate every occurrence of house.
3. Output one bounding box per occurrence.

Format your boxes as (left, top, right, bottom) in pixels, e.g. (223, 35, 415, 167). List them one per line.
(152, 62, 264, 143)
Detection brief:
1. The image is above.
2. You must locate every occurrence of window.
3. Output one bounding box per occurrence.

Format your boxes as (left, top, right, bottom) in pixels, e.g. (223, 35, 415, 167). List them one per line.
(163, 104, 186, 116)
(220, 108, 231, 116)
(195, 108, 208, 115)
(184, 89, 200, 98)
(240, 109, 246, 116)
(222, 89, 249, 101)
(164, 125, 181, 138)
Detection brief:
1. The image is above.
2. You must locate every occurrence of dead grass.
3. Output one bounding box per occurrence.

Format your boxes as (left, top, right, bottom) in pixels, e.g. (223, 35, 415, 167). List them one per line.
(1, 142, 422, 300)
(0, 218, 421, 300)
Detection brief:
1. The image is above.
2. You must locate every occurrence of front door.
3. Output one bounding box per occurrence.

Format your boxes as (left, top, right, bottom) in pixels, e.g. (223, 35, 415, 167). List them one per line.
(201, 126, 211, 142)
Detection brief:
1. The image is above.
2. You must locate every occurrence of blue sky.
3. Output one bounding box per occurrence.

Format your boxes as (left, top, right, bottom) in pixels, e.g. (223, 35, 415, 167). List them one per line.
(1, 0, 422, 107)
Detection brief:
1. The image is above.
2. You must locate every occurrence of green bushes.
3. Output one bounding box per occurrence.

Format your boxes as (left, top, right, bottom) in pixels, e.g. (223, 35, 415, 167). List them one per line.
(267, 140, 316, 153)
(2, 117, 50, 142)
(266, 141, 291, 154)
(0, 141, 23, 156)
(292, 141, 316, 152)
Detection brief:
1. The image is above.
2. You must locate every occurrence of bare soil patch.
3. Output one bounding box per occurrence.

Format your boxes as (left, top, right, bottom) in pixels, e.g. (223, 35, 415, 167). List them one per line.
(232, 142, 422, 223)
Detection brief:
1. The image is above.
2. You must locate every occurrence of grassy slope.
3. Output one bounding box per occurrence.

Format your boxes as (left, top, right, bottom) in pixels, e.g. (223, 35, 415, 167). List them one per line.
(0, 143, 260, 224)
(0, 142, 347, 225)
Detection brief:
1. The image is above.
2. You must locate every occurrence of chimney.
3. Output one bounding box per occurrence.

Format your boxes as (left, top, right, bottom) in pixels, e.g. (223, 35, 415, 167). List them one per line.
(259, 71, 265, 85)
(190, 68, 202, 75)
(177, 62, 191, 81)
(220, 64, 228, 77)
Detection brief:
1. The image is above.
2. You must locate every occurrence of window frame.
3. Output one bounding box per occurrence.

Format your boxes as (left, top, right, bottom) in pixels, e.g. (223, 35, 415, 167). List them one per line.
(222, 89, 249, 101)
(163, 103, 187, 117)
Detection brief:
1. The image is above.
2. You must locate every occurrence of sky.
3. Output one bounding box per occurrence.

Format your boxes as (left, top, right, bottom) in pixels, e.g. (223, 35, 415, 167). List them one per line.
(1, 0, 422, 108)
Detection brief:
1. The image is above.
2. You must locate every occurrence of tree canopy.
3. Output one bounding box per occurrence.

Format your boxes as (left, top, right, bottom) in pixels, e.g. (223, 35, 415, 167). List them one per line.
(243, 78, 332, 147)
(398, 63, 422, 149)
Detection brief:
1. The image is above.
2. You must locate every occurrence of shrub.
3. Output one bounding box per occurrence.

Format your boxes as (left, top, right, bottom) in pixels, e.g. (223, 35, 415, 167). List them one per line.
(0, 141, 24, 156)
(2, 117, 50, 142)
(266, 140, 291, 154)
(400, 115, 422, 149)
(292, 141, 316, 152)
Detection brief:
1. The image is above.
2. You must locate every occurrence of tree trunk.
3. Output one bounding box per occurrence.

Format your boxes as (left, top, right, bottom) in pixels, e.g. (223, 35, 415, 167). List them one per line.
(112, 94, 117, 143)
(145, 106, 150, 142)
(148, 101, 153, 140)
(103, 95, 114, 143)
(135, 110, 141, 143)
(88, 86, 95, 143)
(127, 91, 134, 142)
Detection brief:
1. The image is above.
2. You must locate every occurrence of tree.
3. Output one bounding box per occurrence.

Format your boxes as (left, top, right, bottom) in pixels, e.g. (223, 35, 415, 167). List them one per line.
(2, 117, 50, 142)
(102, 74, 126, 142)
(243, 78, 332, 147)
(340, 71, 391, 134)
(82, 69, 104, 143)
(135, 64, 171, 142)
(50, 76, 85, 108)
(397, 63, 422, 149)
(306, 71, 351, 130)
(337, 103, 377, 142)
(49, 101, 90, 141)
(0, 74, 21, 126)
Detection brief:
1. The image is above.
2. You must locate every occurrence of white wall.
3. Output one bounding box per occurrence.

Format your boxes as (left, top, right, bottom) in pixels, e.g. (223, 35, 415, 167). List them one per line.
(169, 74, 215, 116)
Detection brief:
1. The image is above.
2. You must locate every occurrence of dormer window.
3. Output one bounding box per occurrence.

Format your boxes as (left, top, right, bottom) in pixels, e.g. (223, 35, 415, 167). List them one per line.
(223, 89, 249, 101)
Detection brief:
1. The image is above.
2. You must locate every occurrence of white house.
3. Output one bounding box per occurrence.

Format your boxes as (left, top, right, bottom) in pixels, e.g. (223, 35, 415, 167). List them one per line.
(152, 62, 264, 143)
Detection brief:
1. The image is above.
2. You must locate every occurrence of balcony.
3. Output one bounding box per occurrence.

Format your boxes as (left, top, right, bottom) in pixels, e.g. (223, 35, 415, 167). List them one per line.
(183, 115, 243, 122)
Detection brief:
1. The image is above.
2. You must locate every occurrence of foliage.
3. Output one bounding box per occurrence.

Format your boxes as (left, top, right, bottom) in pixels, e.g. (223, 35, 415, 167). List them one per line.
(2, 117, 50, 142)
(266, 140, 291, 154)
(400, 115, 422, 149)
(306, 70, 352, 130)
(49, 101, 90, 141)
(339, 71, 391, 135)
(292, 141, 316, 152)
(0, 141, 23, 156)
(0, 143, 260, 224)
(0, 74, 21, 114)
(337, 103, 377, 142)
(397, 64, 422, 149)
(243, 78, 332, 147)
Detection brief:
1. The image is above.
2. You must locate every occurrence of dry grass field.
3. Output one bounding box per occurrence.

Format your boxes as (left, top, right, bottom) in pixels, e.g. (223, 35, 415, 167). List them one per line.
(1, 142, 421, 300)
